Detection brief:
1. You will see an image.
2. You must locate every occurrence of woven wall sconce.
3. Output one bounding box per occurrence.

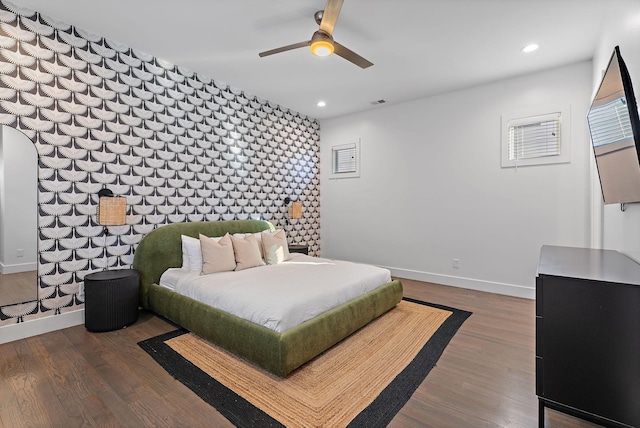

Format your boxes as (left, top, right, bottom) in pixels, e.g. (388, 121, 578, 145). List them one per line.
(283, 196, 302, 226)
(97, 188, 127, 228)
(288, 202, 303, 219)
(95, 188, 127, 270)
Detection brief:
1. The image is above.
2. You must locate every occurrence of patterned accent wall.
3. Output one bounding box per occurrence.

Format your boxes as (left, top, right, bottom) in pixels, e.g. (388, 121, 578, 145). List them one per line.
(0, 1, 321, 326)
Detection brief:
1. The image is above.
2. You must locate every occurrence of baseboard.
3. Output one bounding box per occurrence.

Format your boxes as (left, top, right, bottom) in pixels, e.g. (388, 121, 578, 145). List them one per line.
(0, 310, 85, 345)
(384, 266, 535, 299)
(0, 261, 37, 274)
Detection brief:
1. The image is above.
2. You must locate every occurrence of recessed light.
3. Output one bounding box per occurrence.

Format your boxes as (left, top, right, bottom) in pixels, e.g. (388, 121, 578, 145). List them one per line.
(317, 101, 326, 107)
(522, 43, 539, 53)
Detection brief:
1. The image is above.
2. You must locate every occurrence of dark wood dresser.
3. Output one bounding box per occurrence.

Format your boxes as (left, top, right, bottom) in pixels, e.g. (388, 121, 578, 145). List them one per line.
(536, 245, 640, 427)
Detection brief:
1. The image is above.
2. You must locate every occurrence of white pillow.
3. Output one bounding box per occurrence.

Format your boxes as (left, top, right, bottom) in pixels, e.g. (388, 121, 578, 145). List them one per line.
(200, 233, 236, 274)
(181, 234, 222, 272)
(181, 235, 200, 272)
(261, 229, 290, 265)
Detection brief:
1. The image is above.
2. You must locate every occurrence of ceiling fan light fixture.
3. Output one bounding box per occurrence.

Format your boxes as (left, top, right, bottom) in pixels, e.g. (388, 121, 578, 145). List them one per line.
(310, 39, 334, 57)
(310, 30, 334, 57)
(258, 2, 373, 69)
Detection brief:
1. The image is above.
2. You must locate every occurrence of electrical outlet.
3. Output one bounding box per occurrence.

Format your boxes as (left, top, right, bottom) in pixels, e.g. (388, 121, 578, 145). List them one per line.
(16, 249, 24, 257)
(79, 283, 84, 298)
(452, 258, 460, 269)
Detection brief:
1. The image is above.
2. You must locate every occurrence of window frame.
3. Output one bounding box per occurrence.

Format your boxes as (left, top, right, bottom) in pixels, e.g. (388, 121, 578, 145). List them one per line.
(501, 105, 571, 168)
(330, 140, 360, 179)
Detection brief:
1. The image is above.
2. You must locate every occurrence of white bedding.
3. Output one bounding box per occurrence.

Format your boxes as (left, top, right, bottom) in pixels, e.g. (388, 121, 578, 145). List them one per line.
(159, 253, 392, 333)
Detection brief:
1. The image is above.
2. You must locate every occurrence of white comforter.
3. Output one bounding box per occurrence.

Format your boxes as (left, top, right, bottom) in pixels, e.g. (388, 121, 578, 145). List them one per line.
(159, 254, 392, 333)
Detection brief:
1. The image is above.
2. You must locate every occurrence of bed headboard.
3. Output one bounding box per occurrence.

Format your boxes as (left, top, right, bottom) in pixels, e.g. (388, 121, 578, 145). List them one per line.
(132, 219, 275, 308)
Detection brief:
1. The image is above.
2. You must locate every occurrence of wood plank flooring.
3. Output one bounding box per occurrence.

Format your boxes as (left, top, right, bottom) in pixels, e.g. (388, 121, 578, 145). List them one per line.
(0, 270, 37, 307)
(0, 279, 603, 427)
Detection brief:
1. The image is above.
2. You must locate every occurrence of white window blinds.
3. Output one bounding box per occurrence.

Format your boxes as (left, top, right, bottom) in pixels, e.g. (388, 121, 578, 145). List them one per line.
(333, 146, 356, 173)
(501, 108, 570, 168)
(330, 141, 360, 179)
(508, 113, 561, 161)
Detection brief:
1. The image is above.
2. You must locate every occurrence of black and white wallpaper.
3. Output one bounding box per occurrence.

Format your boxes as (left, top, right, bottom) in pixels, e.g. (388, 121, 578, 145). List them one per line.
(0, 0, 321, 326)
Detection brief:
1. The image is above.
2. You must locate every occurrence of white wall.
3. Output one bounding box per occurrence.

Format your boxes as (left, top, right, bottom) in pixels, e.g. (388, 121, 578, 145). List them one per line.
(591, 1, 640, 261)
(0, 126, 37, 273)
(320, 61, 593, 298)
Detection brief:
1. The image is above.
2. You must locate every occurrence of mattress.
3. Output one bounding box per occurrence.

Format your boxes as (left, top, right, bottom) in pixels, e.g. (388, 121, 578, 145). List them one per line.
(159, 254, 392, 333)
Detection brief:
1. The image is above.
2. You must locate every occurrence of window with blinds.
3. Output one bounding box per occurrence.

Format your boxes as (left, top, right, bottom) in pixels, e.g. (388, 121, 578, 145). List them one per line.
(501, 108, 570, 168)
(508, 113, 561, 161)
(330, 141, 360, 179)
(333, 146, 356, 173)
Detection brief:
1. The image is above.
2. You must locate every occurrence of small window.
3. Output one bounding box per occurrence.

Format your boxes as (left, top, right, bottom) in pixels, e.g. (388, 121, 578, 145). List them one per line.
(330, 141, 360, 179)
(501, 107, 571, 168)
(509, 113, 560, 161)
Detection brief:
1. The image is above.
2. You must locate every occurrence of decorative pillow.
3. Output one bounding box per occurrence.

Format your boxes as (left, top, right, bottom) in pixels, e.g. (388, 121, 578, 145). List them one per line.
(233, 232, 265, 260)
(200, 233, 236, 274)
(181, 235, 201, 272)
(231, 234, 265, 271)
(182, 234, 223, 272)
(261, 229, 290, 265)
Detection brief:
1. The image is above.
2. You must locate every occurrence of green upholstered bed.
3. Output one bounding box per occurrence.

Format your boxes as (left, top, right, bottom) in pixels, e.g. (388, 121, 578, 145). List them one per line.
(132, 219, 403, 377)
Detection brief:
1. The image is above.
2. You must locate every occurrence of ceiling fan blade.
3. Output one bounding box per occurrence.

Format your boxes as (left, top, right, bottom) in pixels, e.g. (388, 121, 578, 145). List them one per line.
(259, 41, 310, 57)
(333, 42, 373, 69)
(319, 0, 344, 35)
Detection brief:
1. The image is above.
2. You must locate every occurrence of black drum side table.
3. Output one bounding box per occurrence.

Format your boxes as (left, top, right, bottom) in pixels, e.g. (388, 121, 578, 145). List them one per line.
(84, 269, 140, 332)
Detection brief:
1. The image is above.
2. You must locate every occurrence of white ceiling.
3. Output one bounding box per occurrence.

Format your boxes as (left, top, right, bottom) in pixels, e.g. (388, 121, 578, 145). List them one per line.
(9, 0, 610, 119)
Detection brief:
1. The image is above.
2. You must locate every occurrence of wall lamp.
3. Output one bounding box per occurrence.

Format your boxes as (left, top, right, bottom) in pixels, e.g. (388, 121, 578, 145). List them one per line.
(97, 188, 127, 234)
(284, 196, 302, 226)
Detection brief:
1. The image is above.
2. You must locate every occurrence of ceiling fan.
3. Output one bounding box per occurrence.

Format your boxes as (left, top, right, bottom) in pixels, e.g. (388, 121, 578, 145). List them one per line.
(258, 0, 373, 69)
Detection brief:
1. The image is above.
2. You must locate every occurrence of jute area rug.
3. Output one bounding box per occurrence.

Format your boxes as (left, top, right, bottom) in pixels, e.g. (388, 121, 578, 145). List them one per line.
(139, 298, 471, 427)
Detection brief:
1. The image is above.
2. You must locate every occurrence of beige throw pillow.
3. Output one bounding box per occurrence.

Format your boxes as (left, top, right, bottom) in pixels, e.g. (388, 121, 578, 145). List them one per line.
(261, 230, 290, 265)
(232, 232, 264, 260)
(200, 233, 236, 274)
(231, 234, 265, 271)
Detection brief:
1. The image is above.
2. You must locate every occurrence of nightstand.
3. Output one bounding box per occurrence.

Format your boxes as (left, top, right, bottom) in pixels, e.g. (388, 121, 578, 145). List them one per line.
(289, 244, 309, 255)
(84, 269, 140, 332)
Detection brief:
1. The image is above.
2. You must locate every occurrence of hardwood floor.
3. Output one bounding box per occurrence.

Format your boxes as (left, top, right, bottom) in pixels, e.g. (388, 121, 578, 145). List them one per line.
(0, 279, 603, 427)
(0, 270, 37, 307)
